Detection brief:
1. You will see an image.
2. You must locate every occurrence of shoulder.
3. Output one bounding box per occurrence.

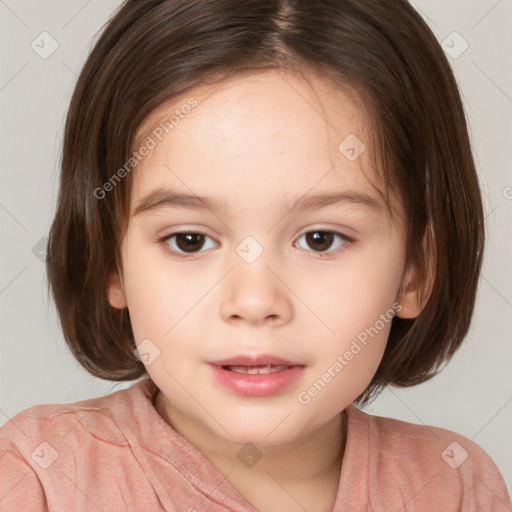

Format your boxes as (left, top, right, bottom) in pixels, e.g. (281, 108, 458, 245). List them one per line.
(0, 380, 154, 467)
(0, 379, 156, 510)
(368, 409, 501, 473)
(0, 385, 132, 451)
(349, 406, 511, 511)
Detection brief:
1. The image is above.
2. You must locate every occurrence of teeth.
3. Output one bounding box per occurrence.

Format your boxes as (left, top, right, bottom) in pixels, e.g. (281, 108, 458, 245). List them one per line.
(225, 364, 291, 374)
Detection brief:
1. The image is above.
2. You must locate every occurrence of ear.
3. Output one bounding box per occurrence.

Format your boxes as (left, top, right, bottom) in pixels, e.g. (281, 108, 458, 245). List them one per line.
(395, 265, 425, 319)
(107, 271, 127, 309)
(395, 226, 435, 319)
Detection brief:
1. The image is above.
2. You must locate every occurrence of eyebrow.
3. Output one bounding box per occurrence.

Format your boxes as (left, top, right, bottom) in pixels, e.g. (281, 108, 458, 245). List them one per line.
(132, 188, 383, 217)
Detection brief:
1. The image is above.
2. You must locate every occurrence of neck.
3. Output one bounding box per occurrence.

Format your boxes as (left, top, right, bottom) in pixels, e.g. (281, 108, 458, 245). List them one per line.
(247, 413, 345, 482)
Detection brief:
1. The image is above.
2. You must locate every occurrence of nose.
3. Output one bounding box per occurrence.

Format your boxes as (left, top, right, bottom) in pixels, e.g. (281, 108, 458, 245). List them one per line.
(219, 256, 293, 327)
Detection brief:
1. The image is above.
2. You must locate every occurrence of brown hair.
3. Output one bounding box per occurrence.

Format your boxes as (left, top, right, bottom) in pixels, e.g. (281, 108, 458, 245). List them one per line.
(46, 0, 484, 406)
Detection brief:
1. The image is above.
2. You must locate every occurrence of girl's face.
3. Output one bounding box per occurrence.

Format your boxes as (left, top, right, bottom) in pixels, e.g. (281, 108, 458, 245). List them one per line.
(108, 69, 423, 446)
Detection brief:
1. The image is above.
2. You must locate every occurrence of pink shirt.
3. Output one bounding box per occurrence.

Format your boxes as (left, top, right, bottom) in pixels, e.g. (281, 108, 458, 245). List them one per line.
(1, 378, 510, 511)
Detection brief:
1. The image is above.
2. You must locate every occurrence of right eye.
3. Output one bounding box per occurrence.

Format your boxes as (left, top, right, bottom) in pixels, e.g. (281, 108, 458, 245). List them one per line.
(159, 232, 218, 258)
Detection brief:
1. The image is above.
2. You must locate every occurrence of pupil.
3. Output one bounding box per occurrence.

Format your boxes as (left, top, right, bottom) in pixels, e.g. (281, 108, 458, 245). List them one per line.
(176, 233, 204, 253)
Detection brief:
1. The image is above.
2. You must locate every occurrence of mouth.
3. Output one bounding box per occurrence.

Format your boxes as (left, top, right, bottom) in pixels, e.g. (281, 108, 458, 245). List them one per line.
(222, 364, 292, 374)
(208, 354, 305, 397)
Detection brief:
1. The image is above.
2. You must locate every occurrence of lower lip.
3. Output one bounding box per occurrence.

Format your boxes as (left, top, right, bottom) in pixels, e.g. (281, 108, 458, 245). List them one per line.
(208, 364, 305, 397)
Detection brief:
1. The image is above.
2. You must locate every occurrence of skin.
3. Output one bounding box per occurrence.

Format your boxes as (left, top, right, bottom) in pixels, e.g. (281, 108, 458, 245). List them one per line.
(107, 69, 427, 511)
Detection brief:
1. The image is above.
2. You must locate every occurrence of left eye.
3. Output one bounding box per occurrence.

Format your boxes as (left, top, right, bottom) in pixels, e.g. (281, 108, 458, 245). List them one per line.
(294, 230, 349, 254)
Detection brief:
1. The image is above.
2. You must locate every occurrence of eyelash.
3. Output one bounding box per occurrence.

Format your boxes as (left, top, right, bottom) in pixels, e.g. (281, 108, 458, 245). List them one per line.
(158, 229, 353, 260)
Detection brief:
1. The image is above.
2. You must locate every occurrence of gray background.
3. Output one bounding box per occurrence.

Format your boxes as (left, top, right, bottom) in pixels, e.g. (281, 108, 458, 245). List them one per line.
(1, 0, 511, 498)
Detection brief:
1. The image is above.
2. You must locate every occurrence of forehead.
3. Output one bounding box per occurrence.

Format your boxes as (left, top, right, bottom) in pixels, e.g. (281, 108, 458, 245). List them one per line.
(131, 69, 384, 213)
(135, 68, 369, 151)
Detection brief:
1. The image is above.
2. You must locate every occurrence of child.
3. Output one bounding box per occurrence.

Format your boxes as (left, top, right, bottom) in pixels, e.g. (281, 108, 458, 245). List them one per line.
(1, 0, 510, 510)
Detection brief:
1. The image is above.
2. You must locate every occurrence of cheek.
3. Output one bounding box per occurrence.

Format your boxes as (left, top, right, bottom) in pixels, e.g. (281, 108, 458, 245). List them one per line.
(120, 251, 180, 342)
(296, 246, 403, 400)
(305, 250, 403, 340)
(121, 251, 213, 368)
(296, 320, 391, 413)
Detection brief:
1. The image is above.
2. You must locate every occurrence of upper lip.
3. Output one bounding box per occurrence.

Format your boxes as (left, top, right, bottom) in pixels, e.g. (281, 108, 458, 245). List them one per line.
(209, 354, 304, 367)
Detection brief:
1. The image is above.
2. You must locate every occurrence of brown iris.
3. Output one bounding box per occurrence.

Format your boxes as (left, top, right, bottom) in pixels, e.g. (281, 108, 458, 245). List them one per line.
(175, 233, 206, 253)
(305, 231, 334, 252)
